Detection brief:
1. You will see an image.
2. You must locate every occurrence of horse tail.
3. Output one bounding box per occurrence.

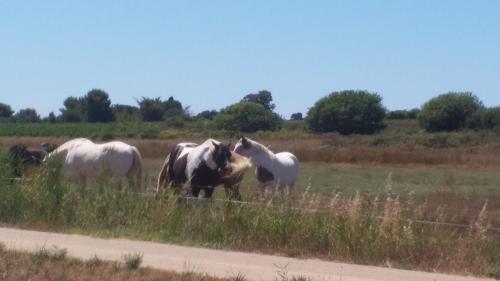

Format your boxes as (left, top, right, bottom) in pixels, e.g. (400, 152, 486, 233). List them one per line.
(156, 153, 170, 193)
(167, 144, 182, 182)
(128, 146, 143, 190)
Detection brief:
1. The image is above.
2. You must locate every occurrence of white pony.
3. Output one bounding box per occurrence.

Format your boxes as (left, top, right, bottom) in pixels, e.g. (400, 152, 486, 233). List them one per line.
(233, 136, 299, 201)
(46, 138, 143, 188)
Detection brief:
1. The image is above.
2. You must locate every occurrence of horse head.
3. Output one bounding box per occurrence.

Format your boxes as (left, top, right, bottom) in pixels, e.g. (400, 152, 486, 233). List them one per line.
(233, 136, 255, 156)
(41, 142, 58, 153)
(211, 140, 232, 176)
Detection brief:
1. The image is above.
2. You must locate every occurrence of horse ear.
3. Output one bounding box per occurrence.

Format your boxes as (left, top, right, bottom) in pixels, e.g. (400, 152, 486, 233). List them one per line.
(211, 140, 219, 150)
(241, 137, 251, 149)
(228, 140, 232, 147)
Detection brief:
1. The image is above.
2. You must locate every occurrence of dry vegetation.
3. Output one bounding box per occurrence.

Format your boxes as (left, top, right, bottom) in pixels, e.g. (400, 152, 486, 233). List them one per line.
(3, 134, 500, 168)
(0, 246, 229, 281)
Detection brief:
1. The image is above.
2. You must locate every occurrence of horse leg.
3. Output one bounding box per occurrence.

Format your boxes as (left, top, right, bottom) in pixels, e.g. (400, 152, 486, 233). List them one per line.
(270, 179, 281, 205)
(287, 181, 296, 196)
(204, 188, 214, 199)
(225, 183, 241, 201)
(257, 181, 267, 201)
(78, 175, 87, 195)
(191, 186, 201, 198)
(117, 178, 124, 192)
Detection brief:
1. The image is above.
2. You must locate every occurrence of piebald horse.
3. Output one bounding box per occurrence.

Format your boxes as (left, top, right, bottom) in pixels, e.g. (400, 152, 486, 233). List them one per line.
(233, 136, 299, 202)
(157, 139, 251, 199)
(46, 138, 143, 189)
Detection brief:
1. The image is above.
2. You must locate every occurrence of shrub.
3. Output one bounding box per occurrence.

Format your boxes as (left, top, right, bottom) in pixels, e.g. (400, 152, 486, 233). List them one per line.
(122, 252, 143, 269)
(419, 92, 483, 132)
(12, 108, 41, 123)
(214, 102, 282, 132)
(467, 107, 500, 130)
(0, 102, 14, 118)
(86, 255, 102, 268)
(306, 90, 386, 134)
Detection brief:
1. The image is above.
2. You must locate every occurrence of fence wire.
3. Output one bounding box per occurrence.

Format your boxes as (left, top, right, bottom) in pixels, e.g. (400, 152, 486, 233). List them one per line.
(5, 177, 500, 234)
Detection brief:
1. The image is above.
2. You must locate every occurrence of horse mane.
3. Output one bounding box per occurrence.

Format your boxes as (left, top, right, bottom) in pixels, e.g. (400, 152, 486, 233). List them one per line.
(201, 138, 220, 151)
(221, 152, 252, 182)
(246, 138, 274, 155)
(230, 152, 252, 173)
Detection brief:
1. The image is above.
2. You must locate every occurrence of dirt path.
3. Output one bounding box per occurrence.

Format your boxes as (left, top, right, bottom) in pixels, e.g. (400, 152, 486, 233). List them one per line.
(0, 227, 493, 281)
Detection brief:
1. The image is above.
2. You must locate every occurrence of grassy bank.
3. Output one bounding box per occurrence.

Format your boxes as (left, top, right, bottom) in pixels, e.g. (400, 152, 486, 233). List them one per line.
(0, 158, 498, 277)
(0, 245, 231, 281)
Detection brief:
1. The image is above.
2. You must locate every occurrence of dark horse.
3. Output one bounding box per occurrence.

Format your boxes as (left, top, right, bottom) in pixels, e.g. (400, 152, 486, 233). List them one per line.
(9, 143, 57, 177)
(156, 139, 251, 199)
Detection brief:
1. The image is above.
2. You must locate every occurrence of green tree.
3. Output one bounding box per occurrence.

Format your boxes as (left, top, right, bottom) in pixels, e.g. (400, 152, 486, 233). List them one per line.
(137, 96, 187, 122)
(0, 102, 14, 119)
(137, 97, 165, 122)
(196, 110, 218, 120)
(163, 96, 185, 118)
(241, 90, 275, 111)
(13, 108, 41, 123)
(112, 104, 141, 122)
(60, 96, 85, 122)
(42, 111, 57, 123)
(466, 106, 500, 130)
(214, 102, 282, 132)
(290, 112, 303, 121)
(85, 89, 115, 122)
(419, 92, 483, 132)
(306, 90, 386, 134)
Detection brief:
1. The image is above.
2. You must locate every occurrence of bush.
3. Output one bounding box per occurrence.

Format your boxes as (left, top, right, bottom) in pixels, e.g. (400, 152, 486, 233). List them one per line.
(0, 102, 14, 119)
(306, 90, 386, 134)
(467, 107, 500, 130)
(122, 253, 143, 269)
(214, 102, 282, 133)
(12, 108, 41, 123)
(419, 92, 483, 132)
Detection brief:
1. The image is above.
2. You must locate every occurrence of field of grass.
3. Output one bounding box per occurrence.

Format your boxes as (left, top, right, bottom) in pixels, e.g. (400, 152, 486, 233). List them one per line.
(1, 122, 500, 277)
(3, 132, 500, 167)
(0, 155, 499, 277)
(0, 245, 231, 281)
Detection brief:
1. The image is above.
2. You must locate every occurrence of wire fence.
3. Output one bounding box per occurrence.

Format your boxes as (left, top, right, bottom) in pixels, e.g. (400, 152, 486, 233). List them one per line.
(5, 177, 500, 234)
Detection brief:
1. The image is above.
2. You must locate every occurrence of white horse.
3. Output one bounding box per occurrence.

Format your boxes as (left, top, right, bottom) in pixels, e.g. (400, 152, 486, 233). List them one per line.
(46, 138, 143, 189)
(233, 136, 299, 202)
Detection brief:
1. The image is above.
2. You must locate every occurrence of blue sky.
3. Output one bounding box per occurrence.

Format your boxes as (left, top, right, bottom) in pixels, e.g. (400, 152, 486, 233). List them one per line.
(1, 0, 499, 118)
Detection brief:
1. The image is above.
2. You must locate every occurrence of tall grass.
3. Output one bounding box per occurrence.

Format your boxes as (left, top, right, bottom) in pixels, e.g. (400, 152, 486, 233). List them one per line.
(0, 156, 498, 277)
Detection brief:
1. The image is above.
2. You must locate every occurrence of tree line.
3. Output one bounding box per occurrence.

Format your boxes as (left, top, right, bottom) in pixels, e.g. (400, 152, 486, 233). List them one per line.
(1, 89, 499, 135)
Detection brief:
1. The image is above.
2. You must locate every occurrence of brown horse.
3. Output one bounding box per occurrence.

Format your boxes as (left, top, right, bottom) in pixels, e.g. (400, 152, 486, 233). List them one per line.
(9, 143, 57, 177)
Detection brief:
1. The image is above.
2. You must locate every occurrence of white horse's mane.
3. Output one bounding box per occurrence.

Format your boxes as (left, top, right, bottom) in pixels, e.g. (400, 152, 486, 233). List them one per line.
(247, 138, 275, 156)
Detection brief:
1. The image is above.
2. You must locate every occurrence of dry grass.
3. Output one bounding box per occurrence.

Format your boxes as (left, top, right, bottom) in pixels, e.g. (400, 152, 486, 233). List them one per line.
(0, 247, 228, 281)
(3, 136, 500, 168)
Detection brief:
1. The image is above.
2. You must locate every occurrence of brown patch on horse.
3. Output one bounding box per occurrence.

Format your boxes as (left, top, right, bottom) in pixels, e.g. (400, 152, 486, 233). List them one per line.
(256, 165, 274, 183)
(171, 153, 188, 185)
